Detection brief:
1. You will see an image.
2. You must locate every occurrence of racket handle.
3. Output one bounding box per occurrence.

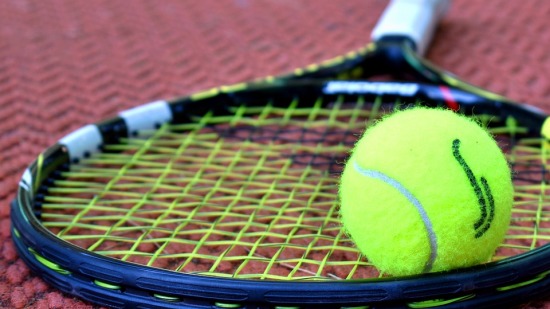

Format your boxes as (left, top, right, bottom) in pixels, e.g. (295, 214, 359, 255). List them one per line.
(371, 0, 450, 56)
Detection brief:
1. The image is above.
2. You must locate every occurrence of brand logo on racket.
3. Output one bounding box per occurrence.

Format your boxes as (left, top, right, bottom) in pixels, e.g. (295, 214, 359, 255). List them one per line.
(323, 81, 419, 96)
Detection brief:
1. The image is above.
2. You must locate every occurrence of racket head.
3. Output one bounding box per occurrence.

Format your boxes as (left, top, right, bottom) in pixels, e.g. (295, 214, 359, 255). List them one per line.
(11, 78, 550, 308)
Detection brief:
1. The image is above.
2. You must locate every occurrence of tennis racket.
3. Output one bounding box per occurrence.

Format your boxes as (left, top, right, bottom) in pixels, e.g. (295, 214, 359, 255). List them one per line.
(11, 0, 550, 308)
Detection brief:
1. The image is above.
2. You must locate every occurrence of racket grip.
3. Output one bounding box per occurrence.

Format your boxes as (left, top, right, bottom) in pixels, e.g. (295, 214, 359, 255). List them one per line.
(371, 0, 450, 56)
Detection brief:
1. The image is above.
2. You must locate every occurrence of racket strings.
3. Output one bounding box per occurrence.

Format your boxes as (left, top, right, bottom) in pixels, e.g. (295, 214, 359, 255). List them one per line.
(42, 100, 381, 280)
(499, 135, 550, 258)
(40, 100, 550, 280)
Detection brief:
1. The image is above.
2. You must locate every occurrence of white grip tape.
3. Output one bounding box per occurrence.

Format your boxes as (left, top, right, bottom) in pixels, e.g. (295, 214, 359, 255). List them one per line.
(371, 0, 451, 56)
(59, 124, 103, 162)
(119, 100, 172, 136)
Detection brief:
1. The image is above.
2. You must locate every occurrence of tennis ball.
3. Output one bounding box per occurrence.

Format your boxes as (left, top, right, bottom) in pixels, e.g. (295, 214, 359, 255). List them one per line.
(339, 108, 513, 276)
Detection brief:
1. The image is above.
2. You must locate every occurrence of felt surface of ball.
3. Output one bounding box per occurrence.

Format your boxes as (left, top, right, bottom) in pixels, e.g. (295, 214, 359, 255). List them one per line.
(339, 108, 513, 276)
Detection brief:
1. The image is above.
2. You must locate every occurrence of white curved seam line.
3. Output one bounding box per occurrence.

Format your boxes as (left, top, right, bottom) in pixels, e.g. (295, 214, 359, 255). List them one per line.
(353, 160, 437, 273)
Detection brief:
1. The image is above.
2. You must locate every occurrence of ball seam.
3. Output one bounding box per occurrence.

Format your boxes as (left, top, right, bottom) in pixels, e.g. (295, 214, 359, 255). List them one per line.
(353, 160, 437, 273)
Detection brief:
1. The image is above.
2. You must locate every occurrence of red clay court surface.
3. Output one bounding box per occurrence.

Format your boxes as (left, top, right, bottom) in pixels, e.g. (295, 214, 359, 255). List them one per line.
(1, 0, 550, 308)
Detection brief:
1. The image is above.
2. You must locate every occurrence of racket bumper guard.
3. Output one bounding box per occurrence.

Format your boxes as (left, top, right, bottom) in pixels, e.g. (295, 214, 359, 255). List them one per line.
(119, 100, 172, 136)
(59, 124, 103, 163)
(19, 169, 33, 193)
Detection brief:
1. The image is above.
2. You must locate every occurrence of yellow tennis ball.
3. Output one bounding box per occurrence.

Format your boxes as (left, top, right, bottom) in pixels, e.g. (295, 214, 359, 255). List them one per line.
(339, 108, 513, 276)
